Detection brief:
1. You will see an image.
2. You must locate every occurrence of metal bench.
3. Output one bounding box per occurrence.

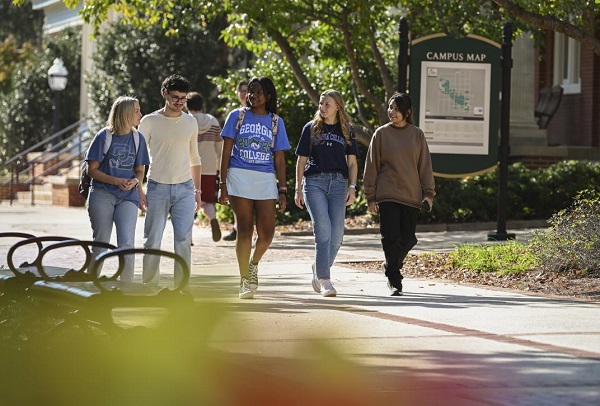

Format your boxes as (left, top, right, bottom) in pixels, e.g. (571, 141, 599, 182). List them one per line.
(27, 242, 193, 339)
(0, 234, 118, 345)
(534, 85, 563, 129)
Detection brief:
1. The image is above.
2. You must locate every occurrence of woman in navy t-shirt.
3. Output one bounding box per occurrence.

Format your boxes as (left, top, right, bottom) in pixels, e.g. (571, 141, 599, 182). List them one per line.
(294, 89, 359, 297)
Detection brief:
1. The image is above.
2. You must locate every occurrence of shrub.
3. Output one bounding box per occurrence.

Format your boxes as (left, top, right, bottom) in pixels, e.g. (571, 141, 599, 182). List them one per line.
(529, 189, 600, 273)
(450, 241, 539, 275)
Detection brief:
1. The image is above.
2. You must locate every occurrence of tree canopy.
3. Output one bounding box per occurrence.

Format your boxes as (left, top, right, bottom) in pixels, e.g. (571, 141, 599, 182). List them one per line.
(11, 0, 600, 146)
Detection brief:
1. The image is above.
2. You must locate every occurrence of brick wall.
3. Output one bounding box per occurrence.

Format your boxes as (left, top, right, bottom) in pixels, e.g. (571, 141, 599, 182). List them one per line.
(539, 32, 600, 148)
(0, 183, 29, 201)
(51, 183, 86, 207)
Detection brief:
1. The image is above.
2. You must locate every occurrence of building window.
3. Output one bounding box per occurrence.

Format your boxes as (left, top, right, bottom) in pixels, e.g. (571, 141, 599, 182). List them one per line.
(553, 32, 581, 94)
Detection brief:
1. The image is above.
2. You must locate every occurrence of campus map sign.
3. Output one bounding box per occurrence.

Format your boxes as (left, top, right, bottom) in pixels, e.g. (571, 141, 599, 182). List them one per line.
(409, 34, 501, 177)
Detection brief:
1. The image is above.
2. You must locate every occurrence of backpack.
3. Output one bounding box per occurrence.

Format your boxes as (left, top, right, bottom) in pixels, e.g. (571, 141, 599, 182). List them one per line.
(235, 107, 279, 147)
(79, 128, 140, 198)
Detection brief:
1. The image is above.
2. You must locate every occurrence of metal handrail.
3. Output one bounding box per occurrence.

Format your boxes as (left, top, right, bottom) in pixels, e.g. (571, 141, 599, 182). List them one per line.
(10, 132, 86, 180)
(1, 119, 92, 205)
(3, 119, 87, 167)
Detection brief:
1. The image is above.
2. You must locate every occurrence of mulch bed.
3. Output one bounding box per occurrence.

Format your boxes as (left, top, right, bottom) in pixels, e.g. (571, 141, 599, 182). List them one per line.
(341, 253, 600, 302)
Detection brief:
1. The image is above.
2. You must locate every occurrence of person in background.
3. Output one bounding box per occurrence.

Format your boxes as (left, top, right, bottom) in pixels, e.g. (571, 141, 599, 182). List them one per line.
(86, 96, 150, 281)
(363, 92, 435, 296)
(219, 76, 290, 299)
(294, 89, 358, 297)
(139, 74, 202, 286)
(223, 80, 249, 242)
(187, 92, 223, 242)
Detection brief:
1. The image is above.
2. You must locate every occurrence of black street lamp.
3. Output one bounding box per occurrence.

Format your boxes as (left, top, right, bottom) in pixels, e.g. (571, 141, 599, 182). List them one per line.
(47, 58, 68, 137)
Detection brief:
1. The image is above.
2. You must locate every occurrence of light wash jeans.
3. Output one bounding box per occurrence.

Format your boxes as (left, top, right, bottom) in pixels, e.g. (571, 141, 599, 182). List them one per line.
(303, 172, 348, 279)
(88, 188, 139, 281)
(143, 179, 195, 285)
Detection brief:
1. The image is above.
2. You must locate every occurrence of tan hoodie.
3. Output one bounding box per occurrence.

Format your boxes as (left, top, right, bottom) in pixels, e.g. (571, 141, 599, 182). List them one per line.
(363, 123, 435, 209)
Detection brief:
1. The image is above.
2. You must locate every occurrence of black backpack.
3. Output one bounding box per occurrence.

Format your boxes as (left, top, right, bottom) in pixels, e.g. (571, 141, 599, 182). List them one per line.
(79, 128, 140, 198)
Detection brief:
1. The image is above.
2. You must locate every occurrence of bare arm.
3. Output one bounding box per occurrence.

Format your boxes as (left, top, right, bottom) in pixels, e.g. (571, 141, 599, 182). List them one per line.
(346, 154, 358, 206)
(218, 137, 234, 205)
(274, 150, 287, 213)
(294, 155, 308, 209)
(191, 164, 202, 211)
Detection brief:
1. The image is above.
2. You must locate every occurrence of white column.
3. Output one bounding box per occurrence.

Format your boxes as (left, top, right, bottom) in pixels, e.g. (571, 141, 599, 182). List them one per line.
(510, 34, 547, 146)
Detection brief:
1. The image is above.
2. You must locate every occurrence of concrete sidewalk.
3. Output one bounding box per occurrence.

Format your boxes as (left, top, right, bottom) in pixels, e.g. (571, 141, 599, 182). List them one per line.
(1, 203, 599, 404)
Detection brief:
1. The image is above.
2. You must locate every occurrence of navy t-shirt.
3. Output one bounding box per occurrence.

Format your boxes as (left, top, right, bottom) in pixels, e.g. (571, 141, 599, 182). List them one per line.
(295, 122, 359, 179)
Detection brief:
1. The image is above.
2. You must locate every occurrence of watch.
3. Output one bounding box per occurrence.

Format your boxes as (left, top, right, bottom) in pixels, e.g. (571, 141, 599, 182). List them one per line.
(349, 183, 357, 190)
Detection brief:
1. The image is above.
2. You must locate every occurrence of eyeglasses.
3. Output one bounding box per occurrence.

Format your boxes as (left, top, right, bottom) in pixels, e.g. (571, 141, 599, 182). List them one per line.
(167, 92, 188, 103)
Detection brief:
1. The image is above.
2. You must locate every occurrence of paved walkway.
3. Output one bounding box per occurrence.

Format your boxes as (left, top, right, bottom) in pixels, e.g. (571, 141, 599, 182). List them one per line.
(1, 203, 599, 405)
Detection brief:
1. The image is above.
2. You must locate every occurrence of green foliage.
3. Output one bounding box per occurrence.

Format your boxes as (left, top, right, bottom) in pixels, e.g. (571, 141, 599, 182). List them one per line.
(402, 0, 503, 41)
(0, 0, 42, 95)
(87, 17, 226, 129)
(0, 28, 81, 161)
(427, 160, 600, 224)
(1, 0, 43, 47)
(450, 240, 539, 275)
(530, 189, 600, 273)
(0, 37, 36, 94)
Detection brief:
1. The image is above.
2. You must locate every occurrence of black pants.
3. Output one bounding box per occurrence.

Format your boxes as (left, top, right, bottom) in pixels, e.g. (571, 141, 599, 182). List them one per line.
(379, 202, 418, 281)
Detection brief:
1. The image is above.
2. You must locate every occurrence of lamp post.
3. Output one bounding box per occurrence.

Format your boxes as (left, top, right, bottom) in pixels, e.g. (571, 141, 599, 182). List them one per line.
(47, 58, 68, 137)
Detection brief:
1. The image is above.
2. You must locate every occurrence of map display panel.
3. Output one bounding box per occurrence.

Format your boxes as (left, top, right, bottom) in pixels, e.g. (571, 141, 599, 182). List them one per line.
(419, 61, 491, 155)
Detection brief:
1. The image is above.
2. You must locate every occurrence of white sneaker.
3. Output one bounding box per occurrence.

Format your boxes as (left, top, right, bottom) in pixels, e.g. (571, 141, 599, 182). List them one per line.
(319, 279, 337, 297)
(311, 263, 320, 293)
(248, 261, 259, 292)
(239, 278, 254, 299)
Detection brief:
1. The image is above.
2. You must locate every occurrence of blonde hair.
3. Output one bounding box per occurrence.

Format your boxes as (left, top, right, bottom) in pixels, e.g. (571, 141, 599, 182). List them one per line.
(107, 96, 138, 135)
(311, 89, 353, 145)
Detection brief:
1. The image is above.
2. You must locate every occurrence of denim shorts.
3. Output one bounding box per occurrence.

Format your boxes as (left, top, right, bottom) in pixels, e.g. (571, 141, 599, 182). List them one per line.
(226, 167, 278, 200)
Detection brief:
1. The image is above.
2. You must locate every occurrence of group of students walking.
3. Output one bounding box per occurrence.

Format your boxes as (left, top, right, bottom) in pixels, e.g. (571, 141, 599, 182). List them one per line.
(84, 74, 435, 300)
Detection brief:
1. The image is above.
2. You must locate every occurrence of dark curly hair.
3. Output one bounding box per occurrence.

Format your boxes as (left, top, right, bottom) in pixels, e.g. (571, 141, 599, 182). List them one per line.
(161, 74, 191, 94)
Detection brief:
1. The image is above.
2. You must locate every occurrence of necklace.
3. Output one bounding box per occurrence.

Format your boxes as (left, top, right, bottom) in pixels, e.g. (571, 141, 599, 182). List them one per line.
(323, 122, 336, 137)
(321, 123, 336, 147)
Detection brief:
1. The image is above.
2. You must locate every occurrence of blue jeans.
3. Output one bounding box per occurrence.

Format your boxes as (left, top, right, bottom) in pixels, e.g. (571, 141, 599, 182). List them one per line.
(303, 172, 348, 279)
(143, 179, 195, 285)
(88, 188, 139, 281)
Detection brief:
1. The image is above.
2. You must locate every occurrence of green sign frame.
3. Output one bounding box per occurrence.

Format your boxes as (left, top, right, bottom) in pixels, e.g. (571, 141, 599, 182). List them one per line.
(409, 33, 501, 177)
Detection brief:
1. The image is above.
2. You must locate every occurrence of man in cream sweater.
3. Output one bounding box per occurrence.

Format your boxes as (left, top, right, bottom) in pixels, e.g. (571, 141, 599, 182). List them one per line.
(139, 74, 202, 285)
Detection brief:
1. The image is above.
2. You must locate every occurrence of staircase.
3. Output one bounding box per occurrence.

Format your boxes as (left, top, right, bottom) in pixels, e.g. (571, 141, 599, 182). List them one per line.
(1, 119, 91, 207)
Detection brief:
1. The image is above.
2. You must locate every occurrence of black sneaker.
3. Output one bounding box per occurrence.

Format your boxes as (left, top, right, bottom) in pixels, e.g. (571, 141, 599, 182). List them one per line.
(223, 229, 237, 241)
(382, 262, 403, 296)
(387, 276, 403, 296)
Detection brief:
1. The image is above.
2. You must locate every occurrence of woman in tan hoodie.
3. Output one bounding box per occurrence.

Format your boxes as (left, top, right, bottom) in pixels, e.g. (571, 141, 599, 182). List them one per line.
(363, 93, 435, 296)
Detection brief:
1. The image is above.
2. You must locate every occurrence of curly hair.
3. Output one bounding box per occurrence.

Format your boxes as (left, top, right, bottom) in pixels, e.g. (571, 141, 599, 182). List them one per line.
(161, 74, 191, 94)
